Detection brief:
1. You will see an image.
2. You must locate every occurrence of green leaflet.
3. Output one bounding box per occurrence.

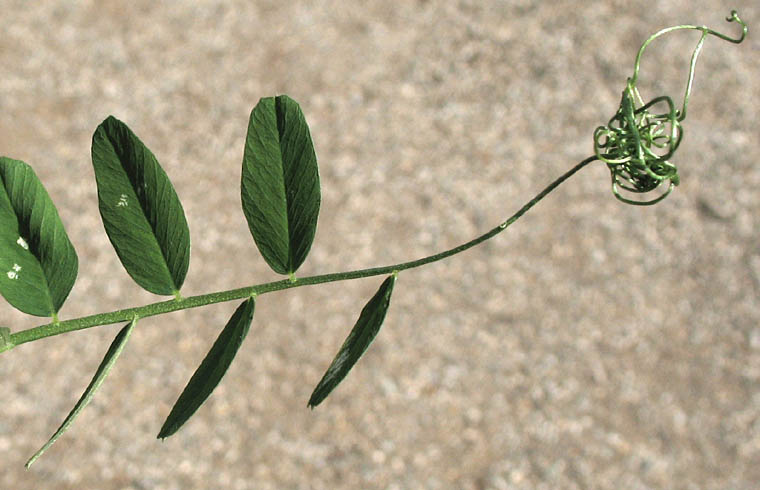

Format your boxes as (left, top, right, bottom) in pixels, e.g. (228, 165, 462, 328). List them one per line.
(158, 297, 255, 439)
(25, 319, 136, 468)
(308, 275, 396, 408)
(241, 95, 320, 275)
(0, 157, 78, 317)
(91, 117, 190, 296)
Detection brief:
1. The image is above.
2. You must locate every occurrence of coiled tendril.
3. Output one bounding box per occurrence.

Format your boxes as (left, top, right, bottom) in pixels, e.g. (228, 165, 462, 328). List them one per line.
(594, 10, 747, 205)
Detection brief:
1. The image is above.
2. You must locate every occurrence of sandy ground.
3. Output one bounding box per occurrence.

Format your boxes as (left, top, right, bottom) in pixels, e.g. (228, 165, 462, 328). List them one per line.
(1, 1, 758, 488)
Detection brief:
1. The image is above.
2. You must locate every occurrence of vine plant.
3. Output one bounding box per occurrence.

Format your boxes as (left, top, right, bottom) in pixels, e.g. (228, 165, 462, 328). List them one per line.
(0, 12, 747, 467)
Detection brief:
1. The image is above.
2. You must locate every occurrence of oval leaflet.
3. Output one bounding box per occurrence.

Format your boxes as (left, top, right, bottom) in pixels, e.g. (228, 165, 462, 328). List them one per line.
(91, 116, 191, 296)
(0, 157, 78, 317)
(241, 95, 321, 275)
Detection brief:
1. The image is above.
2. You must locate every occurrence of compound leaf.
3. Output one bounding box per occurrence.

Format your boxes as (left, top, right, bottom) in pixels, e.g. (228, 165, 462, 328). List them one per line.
(0, 157, 78, 317)
(241, 95, 320, 275)
(308, 275, 396, 408)
(158, 297, 255, 439)
(91, 116, 190, 295)
(26, 319, 136, 468)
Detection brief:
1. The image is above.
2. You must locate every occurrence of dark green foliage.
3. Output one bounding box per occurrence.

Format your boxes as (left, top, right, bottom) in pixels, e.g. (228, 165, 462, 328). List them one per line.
(158, 297, 255, 439)
(241, 95, 320, 275)
(0, 157, 78, 316)
(91, 116, 190, 295)
(309, 275, 396, 408)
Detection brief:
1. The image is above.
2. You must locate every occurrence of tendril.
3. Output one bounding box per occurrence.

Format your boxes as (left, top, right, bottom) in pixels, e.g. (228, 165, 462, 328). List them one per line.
(594, 10, 747, 205)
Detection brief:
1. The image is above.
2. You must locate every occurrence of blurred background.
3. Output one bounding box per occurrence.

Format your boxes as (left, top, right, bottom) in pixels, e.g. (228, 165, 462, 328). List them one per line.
(1, 1, 758, 488)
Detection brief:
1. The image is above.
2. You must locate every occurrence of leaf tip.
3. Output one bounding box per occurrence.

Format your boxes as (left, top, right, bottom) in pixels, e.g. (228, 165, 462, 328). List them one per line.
(24, 455, 38, 469)
(157, 416, 179, 440)
(96, 115, 120, 133)
(306, 394, 320, 410)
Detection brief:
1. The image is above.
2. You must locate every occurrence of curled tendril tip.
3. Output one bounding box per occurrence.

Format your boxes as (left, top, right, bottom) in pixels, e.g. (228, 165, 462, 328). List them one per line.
(594, 10, 747, 205)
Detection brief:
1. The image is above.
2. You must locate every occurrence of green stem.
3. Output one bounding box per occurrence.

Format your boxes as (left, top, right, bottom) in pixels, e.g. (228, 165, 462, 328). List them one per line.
(4, 155, 597, 352)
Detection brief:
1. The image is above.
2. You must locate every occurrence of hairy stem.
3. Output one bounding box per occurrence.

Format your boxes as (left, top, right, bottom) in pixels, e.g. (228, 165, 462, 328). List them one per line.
(4, 155, 597, 351)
